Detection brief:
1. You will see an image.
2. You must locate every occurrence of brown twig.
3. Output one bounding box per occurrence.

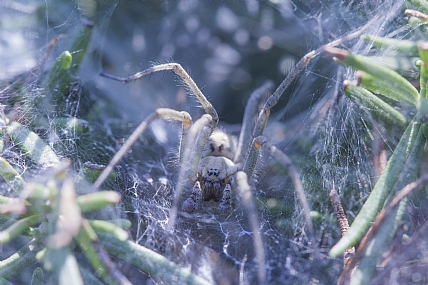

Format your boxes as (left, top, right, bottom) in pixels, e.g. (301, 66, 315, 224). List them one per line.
(330, 189, 355, 272)
(405, 9, 428, 21)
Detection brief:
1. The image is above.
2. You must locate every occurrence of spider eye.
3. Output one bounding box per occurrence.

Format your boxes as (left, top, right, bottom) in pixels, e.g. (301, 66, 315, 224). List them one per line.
(219, 144, 224, 152)
(210, 143, 215, 153)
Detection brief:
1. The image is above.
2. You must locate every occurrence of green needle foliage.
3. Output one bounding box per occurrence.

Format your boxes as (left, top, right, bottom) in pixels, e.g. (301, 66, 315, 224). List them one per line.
(323, 6, 428, 284)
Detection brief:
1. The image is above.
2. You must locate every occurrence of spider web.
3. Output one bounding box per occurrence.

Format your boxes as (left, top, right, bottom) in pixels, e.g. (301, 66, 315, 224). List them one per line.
(2, 0, 427, 284)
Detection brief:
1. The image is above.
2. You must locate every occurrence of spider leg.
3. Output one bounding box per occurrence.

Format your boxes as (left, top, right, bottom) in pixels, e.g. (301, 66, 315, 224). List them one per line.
(169, 114, 213, 228)
(101, 63, 218, 132)
(93, 108, 192, 189)
(249, 17, 379, 142)
(217, 184, 232, 215)
(244, 135, 317, 257)
(178, 119, 189, 164)
(233, 81, 273, 164)
(182, 181, 202, 213)
(234, 171, 266, 285)
(186, 115, 214, 184)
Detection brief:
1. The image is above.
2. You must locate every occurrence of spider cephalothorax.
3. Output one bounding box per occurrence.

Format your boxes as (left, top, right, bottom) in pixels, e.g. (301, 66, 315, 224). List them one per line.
(202, 130, 236, 160)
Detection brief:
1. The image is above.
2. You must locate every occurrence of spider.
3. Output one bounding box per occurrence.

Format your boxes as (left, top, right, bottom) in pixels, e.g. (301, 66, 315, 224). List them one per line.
(94, 62, 289, 215)
(92, 23, 372, 284)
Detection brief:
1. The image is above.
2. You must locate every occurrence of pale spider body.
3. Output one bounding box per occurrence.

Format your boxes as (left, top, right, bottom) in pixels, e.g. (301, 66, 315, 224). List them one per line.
(183, 130, 240, 213)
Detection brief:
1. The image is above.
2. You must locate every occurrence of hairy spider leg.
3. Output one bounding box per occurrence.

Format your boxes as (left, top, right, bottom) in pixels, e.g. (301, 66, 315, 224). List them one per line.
(252, 15, 378, 142)
(217, 184, 232, 214)
(188, 120, 214, 184)
(243, 17, 379, 181)
(168, 114, 213, 229)
(101, 62, 220, 175)
(93, 108, 192, 189)
(182, 181, 203, 213)
(100, 63, 218, 132)
(244, 135, 317, 257)
(234, 171, 266, 285)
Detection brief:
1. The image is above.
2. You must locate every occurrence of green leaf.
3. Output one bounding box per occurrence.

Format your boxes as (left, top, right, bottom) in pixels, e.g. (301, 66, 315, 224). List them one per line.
(324, 47, 419, 104)
(68, 22, 93, 76)
(30, 267, 44, 285)
(418, 42, 428, 100)
(76, 191, 121, 213)
(88, 219, 128, 241)
(80, 267, 104, 285)
(6, 121, 60, 166)
(57, 249, 84, 285)
(0, 215, 42, 244)
(98, 232, 213, 285)
(0, 239, 39, 279)
(357, 71, 417, 105)
(362, 34, 418, 55)
(76, 221, 116, 284)
(0, 157, 27, 194)
(350, 199, 408, 285)
(344, 82, 407, 127)
(43, 51, 72, 93)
